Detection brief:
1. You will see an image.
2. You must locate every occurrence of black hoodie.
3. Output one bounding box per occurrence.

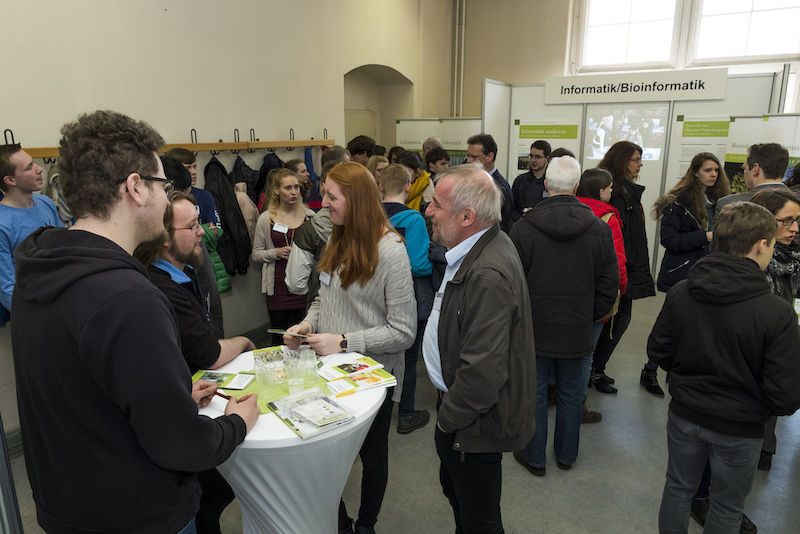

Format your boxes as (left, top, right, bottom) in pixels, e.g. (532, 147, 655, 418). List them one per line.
(12, 227, 246, 534)
(648, 252, 800, 438)
(509, 195, 619, 358)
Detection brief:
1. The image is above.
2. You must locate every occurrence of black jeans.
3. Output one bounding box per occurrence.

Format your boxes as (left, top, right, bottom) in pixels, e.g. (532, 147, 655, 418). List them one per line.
(196, 468, 235, 534)
(338, 388, 395, 529)
(435, 426, 504, 534)
(592, 293, 633, 373)
(399, 320, 426, 417)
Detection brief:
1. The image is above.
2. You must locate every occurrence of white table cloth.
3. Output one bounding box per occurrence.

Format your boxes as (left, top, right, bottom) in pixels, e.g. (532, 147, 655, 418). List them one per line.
(199, 351, 385, 534)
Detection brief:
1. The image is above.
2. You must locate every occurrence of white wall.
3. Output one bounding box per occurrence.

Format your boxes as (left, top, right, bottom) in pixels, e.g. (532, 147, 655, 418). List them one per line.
(0, 0, 453, 434)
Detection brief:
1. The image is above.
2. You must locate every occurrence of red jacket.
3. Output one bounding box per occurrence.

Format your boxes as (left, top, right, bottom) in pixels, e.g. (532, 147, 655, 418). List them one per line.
(577, 197, 627, 295)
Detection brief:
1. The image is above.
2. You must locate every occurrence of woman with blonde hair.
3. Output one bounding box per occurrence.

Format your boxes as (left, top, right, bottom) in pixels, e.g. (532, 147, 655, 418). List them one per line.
(654, 152, 730, 292)
(252, 168, 314, 344)
(284, 161, 415, 534)
(365, 155, 389, 186)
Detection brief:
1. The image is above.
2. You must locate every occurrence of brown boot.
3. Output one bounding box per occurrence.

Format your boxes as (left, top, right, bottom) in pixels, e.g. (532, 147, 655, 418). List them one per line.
(582, 397, 602, 424)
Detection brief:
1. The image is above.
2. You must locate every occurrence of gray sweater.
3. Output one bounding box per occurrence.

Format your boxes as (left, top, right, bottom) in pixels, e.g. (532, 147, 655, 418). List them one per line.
(304, 232, 417, 401)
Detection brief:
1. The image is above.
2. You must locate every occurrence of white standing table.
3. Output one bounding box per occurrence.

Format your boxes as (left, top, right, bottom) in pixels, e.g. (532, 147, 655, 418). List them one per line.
(199, 351, 385, 534)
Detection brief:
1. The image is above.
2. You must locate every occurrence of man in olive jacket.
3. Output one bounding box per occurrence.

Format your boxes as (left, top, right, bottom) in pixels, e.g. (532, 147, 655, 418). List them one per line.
(423, 164, 536, 534)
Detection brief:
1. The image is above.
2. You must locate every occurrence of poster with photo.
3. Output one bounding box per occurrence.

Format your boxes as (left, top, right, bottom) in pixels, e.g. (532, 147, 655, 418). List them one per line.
(583, 105, 669, 161)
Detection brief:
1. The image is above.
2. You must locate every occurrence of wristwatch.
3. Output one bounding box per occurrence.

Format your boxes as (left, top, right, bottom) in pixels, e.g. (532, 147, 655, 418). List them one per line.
(340, 334, 348, 351)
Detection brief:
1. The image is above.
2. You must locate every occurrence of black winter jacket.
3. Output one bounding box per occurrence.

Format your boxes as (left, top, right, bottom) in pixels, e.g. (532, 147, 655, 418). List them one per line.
(510, 195, 619, 358)
(648, 252, 800, 438)
(204, 157, 251, 275)
(229, 155, 259, 204)
(609, 179, 655, 299)
(12, 227, 246, 533)
(656, 196, 711, 292)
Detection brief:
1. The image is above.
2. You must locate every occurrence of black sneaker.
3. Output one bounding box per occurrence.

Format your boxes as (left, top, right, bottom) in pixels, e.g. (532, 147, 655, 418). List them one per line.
(640, 367, 665, 398)
(741, 513, 758, 534)
(513, 451, 545, 477)
(591, 374, 618, 394)
(397, 410, 430, 434)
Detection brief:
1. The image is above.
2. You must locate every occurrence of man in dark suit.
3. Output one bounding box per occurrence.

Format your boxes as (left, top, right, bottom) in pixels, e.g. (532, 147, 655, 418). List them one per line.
(466, 133, 513, 232)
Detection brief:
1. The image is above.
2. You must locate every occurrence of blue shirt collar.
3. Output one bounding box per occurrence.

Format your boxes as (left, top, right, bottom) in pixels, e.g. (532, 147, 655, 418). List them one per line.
(153, 258, 192, 284)
(444, 227, 490, 268)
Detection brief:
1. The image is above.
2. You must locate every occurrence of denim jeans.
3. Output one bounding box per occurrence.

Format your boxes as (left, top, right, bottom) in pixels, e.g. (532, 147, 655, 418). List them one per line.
(659, 410, 762, 534)
(176, 517, 197, 534)
(523, 353, 593, 468)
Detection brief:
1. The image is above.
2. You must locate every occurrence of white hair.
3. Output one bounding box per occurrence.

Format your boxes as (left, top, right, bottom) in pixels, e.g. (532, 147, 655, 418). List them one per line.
(422, 137, 443, 152)
(438, 163, 501, 225)
(545, 156, 581, 194)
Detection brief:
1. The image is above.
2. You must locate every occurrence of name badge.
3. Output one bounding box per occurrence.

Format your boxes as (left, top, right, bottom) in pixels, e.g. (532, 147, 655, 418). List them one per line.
(319, 272, 331, 286)
(432, 292, 443, 312)
(273, 223, 289, 234)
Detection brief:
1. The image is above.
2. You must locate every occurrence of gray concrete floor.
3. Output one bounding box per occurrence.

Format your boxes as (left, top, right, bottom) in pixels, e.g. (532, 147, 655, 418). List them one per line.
(10, 293, 800, 533)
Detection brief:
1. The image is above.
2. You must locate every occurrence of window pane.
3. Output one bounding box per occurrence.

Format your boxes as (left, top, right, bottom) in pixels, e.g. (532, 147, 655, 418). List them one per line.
(588, 0, 632, 26)
(584, 24, 629, 65)
(695, 13, 749, 58)
(702, 0, 751, 15)
(754, 0, 800, 10)
(747, 9, 800, 56)
(631, 0, 675, 22)
(627, 21, 673, 62)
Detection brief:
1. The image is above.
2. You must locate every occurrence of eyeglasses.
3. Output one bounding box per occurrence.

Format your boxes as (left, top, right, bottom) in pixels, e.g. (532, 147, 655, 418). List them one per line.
(174, 221, 203, 235)
(138, 174, 175, 195)
(775, 216, 800, 228)
(629, 157, 643, 163)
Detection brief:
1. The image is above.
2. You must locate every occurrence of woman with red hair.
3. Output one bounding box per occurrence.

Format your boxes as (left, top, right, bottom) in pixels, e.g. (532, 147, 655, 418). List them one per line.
(285, 161, 416, 534)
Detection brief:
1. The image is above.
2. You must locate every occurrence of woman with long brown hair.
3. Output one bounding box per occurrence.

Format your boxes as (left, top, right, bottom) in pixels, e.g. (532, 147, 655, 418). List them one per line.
(595, 141, 658, 395)
(653, 152, 730, 292)
(252, 168, 314, 345)
(284, 161, 416, 534)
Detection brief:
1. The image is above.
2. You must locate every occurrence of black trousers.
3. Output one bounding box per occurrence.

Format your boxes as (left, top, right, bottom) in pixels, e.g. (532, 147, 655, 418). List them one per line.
(196, 468, 235, 534)
(268, 307, 306, 346)
(435, 427, 504, 534)
(592, 293, 633, 373)
(339, 388, 395, 529)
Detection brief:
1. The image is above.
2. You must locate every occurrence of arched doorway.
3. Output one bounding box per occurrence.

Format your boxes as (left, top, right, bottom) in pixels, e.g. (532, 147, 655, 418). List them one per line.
(344, 64, 414, 149)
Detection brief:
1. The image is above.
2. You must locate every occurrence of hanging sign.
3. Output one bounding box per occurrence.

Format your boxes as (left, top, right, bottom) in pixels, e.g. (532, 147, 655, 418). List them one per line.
(545, 68, 728, 104)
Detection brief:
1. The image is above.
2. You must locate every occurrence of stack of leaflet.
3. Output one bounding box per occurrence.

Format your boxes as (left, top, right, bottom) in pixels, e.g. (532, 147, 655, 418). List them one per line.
(268, 387, 355, 439)
(318, 353, 397, 397)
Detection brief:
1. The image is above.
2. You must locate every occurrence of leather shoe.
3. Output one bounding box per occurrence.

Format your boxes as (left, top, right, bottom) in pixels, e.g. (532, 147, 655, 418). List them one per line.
(690, 497, 758, 533)
(592, 374, 618, 394)
(757, 451, 772, 471)
(397, 410, 430, 434)
(640, 367, 665, 398)
(556, 461, 571, 470)
(513, 451, 545, 476)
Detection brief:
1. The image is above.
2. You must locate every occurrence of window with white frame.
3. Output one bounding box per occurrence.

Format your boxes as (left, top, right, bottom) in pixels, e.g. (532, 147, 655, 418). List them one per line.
(573, 0, 800, 72)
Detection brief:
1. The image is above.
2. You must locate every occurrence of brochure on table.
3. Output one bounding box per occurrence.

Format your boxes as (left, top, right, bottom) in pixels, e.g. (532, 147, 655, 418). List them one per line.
(192, 349, 396, 415)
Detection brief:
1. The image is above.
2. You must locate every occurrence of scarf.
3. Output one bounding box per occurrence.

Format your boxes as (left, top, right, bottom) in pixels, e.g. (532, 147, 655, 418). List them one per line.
(765, 241, 800, 298)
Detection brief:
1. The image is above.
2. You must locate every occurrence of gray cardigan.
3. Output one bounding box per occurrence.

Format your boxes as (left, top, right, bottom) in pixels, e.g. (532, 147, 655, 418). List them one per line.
(304, 232, 417, 401)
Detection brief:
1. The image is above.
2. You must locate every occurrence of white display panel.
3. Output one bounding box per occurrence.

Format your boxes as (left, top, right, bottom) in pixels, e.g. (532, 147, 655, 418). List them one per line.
(482, 79, 512, 179)
(506, 85, 584, 185)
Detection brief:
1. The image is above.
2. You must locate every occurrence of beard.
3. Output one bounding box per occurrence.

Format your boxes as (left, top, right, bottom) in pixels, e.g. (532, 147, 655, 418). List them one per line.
(168, 240, 203, 266)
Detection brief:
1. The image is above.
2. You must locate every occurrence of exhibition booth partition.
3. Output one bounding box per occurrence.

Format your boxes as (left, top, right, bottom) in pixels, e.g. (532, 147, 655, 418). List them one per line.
(399, 68, 799, 277)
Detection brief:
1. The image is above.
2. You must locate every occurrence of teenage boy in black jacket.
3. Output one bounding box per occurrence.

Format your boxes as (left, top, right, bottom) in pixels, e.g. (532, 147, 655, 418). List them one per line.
(648, 201, 800, 534)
